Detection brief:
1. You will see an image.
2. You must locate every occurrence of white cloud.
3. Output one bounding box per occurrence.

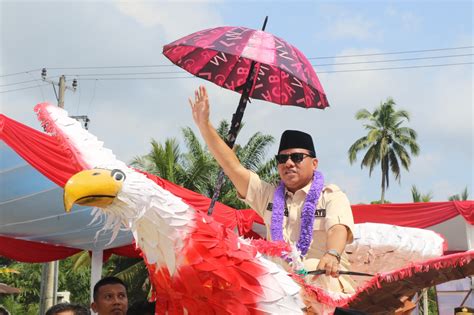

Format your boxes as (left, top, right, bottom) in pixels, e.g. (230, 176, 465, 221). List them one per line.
(409, 152, 441, 177)
(425, 65, 472, 136)
(400, 11, 421, 31)
(115, 1, 223, 41)
(432, 180, 471, 201)
(384, 6, 421, 31)
(385, 6, 398, 17)
(325, 14, 380, 41)
(326, 170, 365, 203)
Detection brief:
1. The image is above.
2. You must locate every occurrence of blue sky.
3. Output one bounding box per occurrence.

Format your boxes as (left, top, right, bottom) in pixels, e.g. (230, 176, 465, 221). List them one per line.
(1, 0, 472, 204)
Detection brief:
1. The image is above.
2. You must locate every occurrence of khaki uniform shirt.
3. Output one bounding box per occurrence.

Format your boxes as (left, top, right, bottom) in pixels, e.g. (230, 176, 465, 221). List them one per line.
(242, 172, 357, 293)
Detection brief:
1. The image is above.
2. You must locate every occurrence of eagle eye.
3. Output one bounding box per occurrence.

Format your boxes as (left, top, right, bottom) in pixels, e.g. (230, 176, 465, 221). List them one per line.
(111, 169, 126, 182)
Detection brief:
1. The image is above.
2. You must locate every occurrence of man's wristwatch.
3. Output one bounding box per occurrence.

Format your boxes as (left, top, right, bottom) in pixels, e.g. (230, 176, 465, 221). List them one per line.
(325, 249, 341, 263)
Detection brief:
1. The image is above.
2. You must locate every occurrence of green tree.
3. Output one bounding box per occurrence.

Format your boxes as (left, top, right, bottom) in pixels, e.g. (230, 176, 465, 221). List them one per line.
(0, 260, 42, 314)
(370, 200, 391, 204)
(180, 126, 220, 194)
(348, 98, 420, 203)
(418, 287, 439, 315)
(448, 186, 469, 201)
(59, 257, 91, 305)
(131, 131, 216, 196)
(131, 138, 185, 184)
(0, 256, 93, 314)
(411, 185, 433, 202)
(1, 295, 26, 315)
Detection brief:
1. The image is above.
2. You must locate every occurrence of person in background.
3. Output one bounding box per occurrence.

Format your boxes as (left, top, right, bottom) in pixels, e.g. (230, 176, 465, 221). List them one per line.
(0, 305, 10, 315)
(91, 276, 128, 315)
(45, 303, 90, 315)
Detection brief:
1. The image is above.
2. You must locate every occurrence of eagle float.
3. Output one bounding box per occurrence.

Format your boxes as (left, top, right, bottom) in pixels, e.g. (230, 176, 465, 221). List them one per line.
(34, 103, 473, 314)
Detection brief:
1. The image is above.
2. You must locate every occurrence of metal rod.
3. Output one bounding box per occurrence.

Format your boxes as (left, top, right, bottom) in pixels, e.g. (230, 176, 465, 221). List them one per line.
(207, 62, 258, 216)
(207, 82, 251, 215)
(459, 288, 472, 306)
(307, 270, 374, 277)
(262, 16, 268, 31)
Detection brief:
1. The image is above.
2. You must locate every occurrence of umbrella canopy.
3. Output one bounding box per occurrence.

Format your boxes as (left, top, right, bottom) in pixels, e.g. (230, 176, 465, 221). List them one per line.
(163, 22, 330, 214)
(0, 283, 20, 294)
(163, 26, 329, 109)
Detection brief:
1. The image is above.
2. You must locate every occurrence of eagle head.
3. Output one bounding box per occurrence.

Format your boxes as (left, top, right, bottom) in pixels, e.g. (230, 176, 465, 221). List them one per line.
(63, 168, 126, 212)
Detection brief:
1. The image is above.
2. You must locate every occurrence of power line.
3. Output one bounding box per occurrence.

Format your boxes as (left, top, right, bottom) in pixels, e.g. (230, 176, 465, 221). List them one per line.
(79, 76, 195, 81)
(0, 83, 50, 93)
(26, 71, 46, 101)
(312, 53, 473, 67)
(317, 62, 473, 73)
(64, 71, 187, 77)
(1, 46, 472, 77)
(0, 79, 40, 87)
(0, 69, 42, 78)
(1, 61, 471, 92)
(86, 79, 98, 117)
(308, 45, 474, 60)
(48, 64, 175, 70)
(0, 76, 59, 87)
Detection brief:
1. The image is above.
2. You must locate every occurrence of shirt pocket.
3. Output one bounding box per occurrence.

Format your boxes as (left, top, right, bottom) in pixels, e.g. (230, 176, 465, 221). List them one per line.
(312, 216, 325, 231)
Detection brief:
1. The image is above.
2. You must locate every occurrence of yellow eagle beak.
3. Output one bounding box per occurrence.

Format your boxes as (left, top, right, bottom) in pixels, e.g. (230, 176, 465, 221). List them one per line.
(63, 169, 125, 212)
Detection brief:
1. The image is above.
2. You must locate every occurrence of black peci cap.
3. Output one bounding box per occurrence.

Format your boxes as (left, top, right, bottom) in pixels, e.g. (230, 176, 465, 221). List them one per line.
(278, 130, 316, 156)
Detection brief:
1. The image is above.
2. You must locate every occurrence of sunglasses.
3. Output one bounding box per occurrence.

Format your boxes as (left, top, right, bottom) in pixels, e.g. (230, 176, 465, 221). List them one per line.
(275, 152, 314, 164)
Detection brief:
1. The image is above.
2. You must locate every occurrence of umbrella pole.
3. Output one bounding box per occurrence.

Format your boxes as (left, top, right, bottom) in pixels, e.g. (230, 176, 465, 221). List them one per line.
(207, 76, 253, 215)
(208, 17, 269, 216)
(207, 88, 250, 215)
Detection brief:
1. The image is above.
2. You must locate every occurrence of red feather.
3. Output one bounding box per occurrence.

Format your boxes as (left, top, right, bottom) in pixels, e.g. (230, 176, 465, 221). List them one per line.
(147, 212, 268, 314)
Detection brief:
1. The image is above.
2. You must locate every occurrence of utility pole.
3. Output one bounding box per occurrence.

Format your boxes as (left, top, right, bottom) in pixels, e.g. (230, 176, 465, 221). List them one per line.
(39, 262, 55, 314)
(42, 68, 91, 129)
(39, 69, 79, 314)
(58, 75, 66, 108)
(41, 69, 77, 108)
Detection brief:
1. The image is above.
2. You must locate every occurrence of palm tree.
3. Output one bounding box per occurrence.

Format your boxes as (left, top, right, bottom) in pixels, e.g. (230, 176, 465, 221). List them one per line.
(348, 98, 420, 203)
(180, 126, 219, 194)
(448, 186, 469, 201)
(411, 185, 433, 202)
(131, 138, 185, 184)
(131, 128, 217, 196)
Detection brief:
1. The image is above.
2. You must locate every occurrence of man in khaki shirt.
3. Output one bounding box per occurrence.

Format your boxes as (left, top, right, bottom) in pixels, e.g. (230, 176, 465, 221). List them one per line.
(189, 86, 356, 296)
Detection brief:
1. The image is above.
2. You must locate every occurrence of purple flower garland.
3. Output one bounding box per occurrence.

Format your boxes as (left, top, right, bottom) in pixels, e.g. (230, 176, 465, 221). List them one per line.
(270, 171, 324, 256)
